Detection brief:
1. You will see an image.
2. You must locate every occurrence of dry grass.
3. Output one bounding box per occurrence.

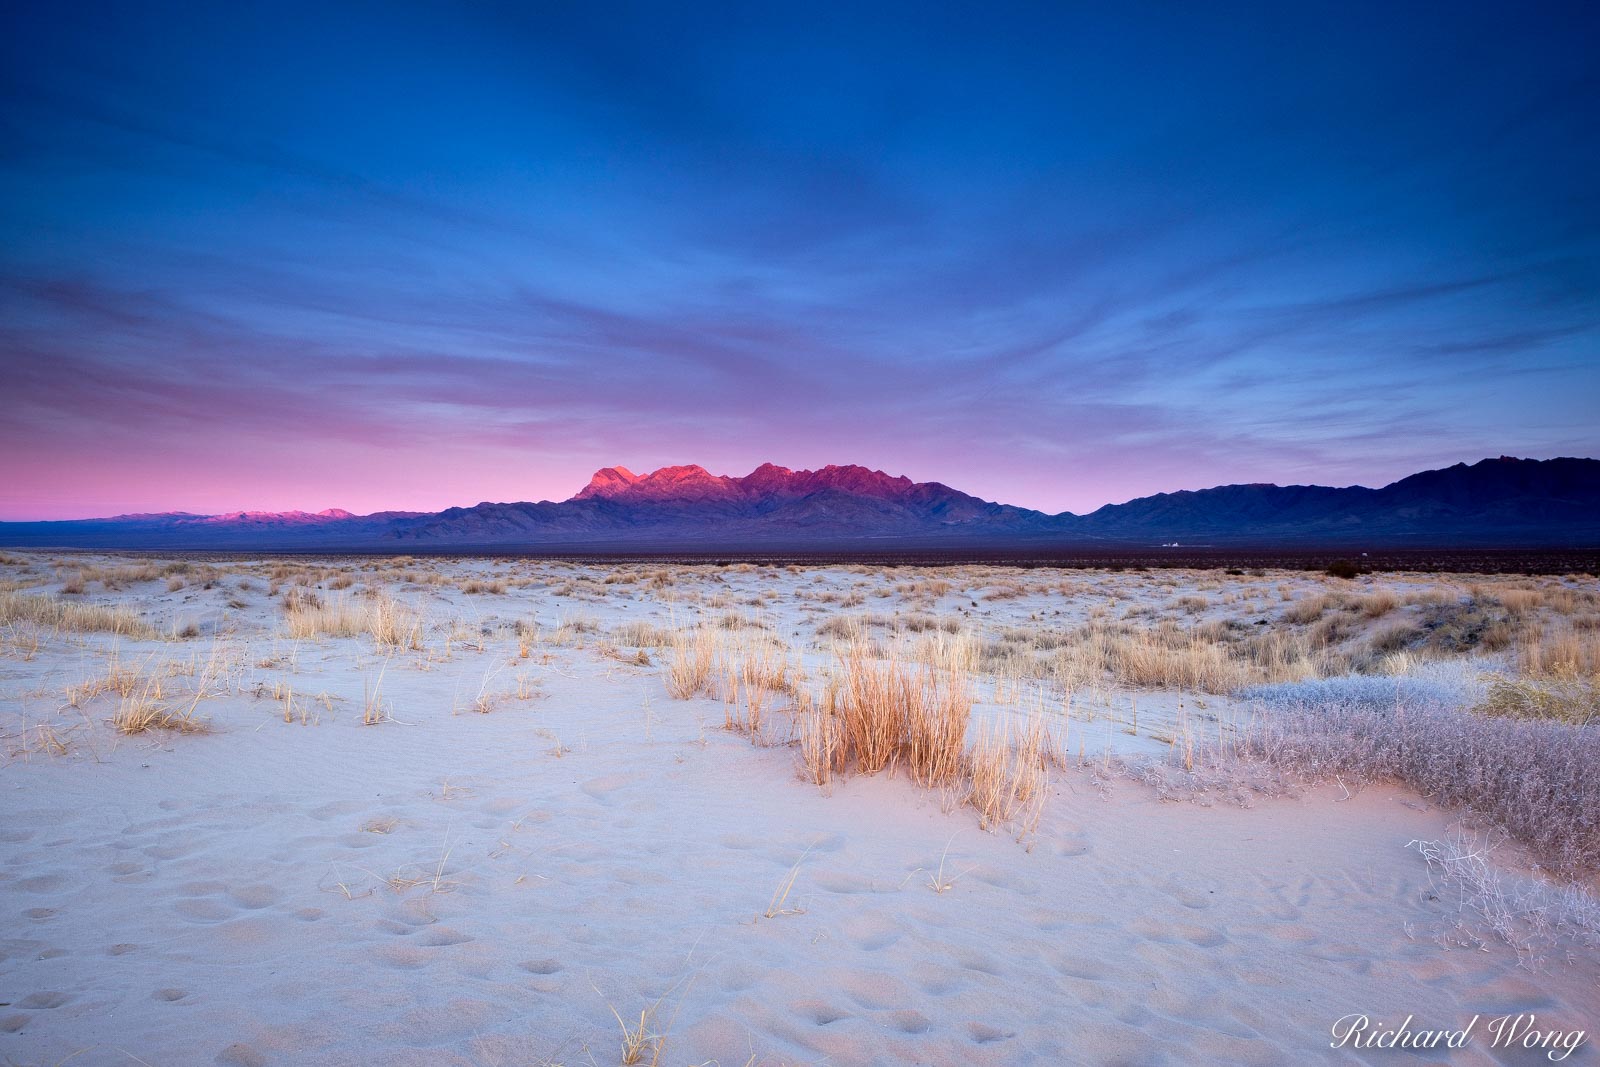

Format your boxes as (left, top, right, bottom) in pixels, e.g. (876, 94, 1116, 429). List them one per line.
(64, 651, 151, 707)
(363, 662, 393, 725)
(665, 627, 720, 700)
(663, 626, 795, 734)
(1410, 828, 1600, 968)
(981, 618, 1332, 695)
(112, 676, 210, 735)
(1516, 624, 1599, 680)
(1476, 677, 1598, 726)
(460, 578, 508, 595)
(0, 591, 155, 638)
(762, 848, 811, 919)
(827, 635, 974, 784)
(965, 715, 1049, 836)
(284, 593, 423, 649)
(1358, 590, 1400, 618)
(797, 635, 1057, 837)
(612, 621, 676, 647)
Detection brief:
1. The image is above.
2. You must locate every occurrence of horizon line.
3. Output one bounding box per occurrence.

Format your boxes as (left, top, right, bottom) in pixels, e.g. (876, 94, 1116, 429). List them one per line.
(1, 453, 1584, 525)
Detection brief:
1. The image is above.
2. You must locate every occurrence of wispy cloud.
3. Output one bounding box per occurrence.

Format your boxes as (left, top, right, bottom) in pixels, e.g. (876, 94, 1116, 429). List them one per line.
(1, 3, 1596, 518)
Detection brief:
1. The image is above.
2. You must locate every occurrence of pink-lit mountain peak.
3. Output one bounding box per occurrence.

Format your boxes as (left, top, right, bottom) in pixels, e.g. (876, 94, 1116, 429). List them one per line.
(196, 508, 358, 525)
(571, 463, 925, 503)
(574, 464, 735, 502)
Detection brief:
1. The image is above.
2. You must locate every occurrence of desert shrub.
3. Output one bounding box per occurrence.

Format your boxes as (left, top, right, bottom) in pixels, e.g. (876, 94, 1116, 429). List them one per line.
(1415, 597, 1516, 655)
(1233, 688, 1600, 872)
(1244, 675, 1457, 714)
(1325, 559, 1362, 579)
(1365, 622, 1421, 658)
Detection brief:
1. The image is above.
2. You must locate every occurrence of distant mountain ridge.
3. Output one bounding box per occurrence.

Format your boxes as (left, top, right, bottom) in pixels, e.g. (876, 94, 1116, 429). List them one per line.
(1, 456, 1596, 550)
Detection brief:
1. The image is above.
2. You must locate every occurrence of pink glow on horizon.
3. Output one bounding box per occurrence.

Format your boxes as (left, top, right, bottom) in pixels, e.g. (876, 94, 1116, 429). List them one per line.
(1, 442, 1463, 523)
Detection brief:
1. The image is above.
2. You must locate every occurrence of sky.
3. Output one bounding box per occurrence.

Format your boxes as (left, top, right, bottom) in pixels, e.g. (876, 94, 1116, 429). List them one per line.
(2, 1, 1597, 520)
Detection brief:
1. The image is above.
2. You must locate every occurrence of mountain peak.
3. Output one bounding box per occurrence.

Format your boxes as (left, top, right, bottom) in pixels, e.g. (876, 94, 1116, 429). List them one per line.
(574, 463, 739, 503)
(566, 462, 936, 504)
(573, 466, 642, 500)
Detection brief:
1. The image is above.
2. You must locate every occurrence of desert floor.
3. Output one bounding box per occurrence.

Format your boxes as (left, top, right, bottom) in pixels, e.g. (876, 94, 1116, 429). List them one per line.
(1, 553, 1595, 1066)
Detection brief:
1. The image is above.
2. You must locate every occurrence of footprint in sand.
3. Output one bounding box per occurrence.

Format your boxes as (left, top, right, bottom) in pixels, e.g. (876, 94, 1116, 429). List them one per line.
(308, 799, 367, 821)
(802, 832, 848, 853)
(372, 944, 430, 970)
(175, 898, 237, 923)
(518, 958, 563, 975)
(840, 913, 902, 952)
(885, 1009, 931, 1034)
(951, 948, 1004, 977)
(1045, 951, 1112, 981)
(967, 1021, 1014, 1044)
(969, 865, 1040, 895)
(1158, 876, 1216, 910)
(913, 964, 966, 997)
(841, 972, 915, 1011)
(716, 962, 762, 992)
(579, 775, 630, 805)
(812, 869, 879, 895)
(418, 927, 473, 947)
(19, 991, 71, 1009)
(791, 998, 850, 1026)
(228, 885, 283, 910)
(215, 1042, 268, 1067)
(15, 874, 67, 893)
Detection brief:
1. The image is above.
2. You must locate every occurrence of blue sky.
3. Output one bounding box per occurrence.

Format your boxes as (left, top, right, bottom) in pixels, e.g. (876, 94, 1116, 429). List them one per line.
(2, 1, 1596, 518)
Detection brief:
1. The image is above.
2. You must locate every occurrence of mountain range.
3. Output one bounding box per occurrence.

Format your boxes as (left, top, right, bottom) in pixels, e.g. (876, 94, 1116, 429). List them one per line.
(1, 456, 1597, 551)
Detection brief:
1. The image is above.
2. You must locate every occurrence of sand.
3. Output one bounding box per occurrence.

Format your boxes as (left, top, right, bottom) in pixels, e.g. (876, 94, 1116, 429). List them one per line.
(0, 555, 1595, 1065)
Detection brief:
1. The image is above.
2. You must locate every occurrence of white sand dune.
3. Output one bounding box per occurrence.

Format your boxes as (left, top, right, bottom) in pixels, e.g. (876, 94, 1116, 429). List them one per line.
(1, 556, 1595, 1065)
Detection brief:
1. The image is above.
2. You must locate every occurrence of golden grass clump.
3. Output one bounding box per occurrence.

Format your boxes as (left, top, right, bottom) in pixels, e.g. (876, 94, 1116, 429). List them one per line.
(460, 578, 508, 595)
(966, 716, 1049, 834)
(715, 632, 793, 734)
(663, 625, 795, 734)
(1357, 590, 1399, 618)
(827, 634, 975, 785)
(112, 677, 209, 735)
(1282, 593, 1339, 625)
(283, 593, 422, 649)
(1516, 624, 1600, 681)
(665, 627, 720, 700)
(612, 620, 677, 647)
